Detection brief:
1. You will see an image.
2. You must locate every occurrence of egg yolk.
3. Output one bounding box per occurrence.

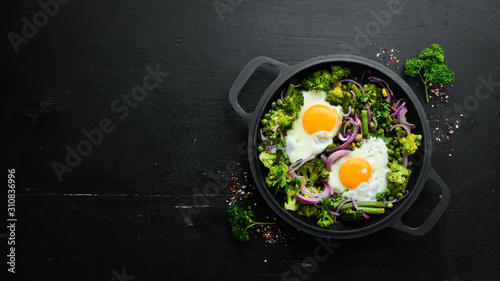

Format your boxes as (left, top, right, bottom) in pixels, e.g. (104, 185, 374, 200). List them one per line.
(339, 158, 372, 189)
(302, 105, 337, 135)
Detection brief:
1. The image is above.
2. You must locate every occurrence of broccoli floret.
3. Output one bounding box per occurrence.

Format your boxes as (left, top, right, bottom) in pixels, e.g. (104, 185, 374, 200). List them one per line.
(266, 163, 288, 189)
(302, 66, 350, 92)
(297, 203, 316, 217)
(316, 209, 334, 228)
(282, 84, 304, 118)
(399, 133, 422, 155)
(339, 209, 365, 222)
(302, 69, 333, 91)
(405, 44, 454, 103)
(295, 158, 329, 184)
(386, 161, 412, 185)
(284, 178, 302, 211)
(227, 204, 275, 242)
(259, 151, 277, 168)
(325, 83, 344, 105)
(330, 65, 351, 81)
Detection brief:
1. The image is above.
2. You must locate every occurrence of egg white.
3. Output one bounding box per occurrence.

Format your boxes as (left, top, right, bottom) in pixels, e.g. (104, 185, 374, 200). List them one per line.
(285, 90, 342, 163)
(328, 137, 390, 201)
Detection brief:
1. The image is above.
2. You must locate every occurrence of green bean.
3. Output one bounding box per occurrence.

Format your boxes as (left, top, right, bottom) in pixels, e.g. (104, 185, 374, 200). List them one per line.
(361, 110, 369, 137)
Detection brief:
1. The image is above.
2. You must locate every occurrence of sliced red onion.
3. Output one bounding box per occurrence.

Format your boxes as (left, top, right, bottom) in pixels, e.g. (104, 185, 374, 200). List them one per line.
(335, 199, 350, 214)
(363, 213, 370, 220)
(352, 198, 359, 210)
(296, 194, 321, 204)
(343, 105, 352, 117)
(338, 132, 351, 142)
(325, 205, 340, 217)
(397, 107, 416, 129)
(324, 149, 351, 171)
(390, 123, 411, 136)
(328, 119, 360, 152)
(350, 90, 356, 102)
(295, 180, 332, 205)
(260, 129, 267, 141)
(288, 153, 315, 174)
(300, 185, 318, 197)
(272, 122, 280, 132)
(280, 88, 286, 100)
(390, 100, 406, 117)
(295, 84, 301, 88)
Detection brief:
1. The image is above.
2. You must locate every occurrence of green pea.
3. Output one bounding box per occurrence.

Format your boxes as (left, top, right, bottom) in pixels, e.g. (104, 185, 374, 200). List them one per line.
(387, 203, 394, 209)
(395, 151, 401, 158)
(416, 141, 421, 146)
(393, 139, 399, 146)
(408, 161, 413, 167)
(396, 192, 403, 199)
(398, 157, 403, 163)
(388, 196, 395, 201)
(370, 121, 376, 128)
(261, 119, 269, 125)
(265, 113, 270, 119)
(395, 126, 402, 132)
(381, 123, 387, 129)
(387, 183, 395, 191)
(383, 189, 391, 196)
(392, 118, 397, 124)
(376, 193, 385, 202)
(387, 149, 395, 156)
(417, 134, 422, 141)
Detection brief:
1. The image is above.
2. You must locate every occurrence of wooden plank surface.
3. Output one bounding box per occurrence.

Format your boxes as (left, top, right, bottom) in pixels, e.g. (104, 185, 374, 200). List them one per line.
(1, 0, 500, 280)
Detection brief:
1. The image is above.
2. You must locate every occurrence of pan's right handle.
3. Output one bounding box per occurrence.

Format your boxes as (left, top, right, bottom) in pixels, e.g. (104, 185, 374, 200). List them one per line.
(229, 56, 290, 125)
(391, 166, 450, 236)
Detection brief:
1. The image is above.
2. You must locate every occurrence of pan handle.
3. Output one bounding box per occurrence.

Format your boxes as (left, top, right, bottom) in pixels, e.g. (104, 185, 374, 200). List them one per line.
(229, 56, 290, 124)
(390, 166, 450, 236)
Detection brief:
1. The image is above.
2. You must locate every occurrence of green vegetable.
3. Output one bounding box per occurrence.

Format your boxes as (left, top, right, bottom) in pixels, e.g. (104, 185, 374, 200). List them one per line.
(227, 204, 275, 242)
(361, 109, 369, 136)
(405, 43, 454, 103)
(325, 82, 345, 105)
(258, 151, 277, 169)
(302, 66, 350, 92)
(386, 161, 412, 185)
(339, 207, 385, 222)
(297, 203, 317, 217)
(399, 133, 422, 155)
(265, 163, 288, 190)
(284, 179, 301, 211)
(316, 208, 335, 228)
(295, 158, 330, 184)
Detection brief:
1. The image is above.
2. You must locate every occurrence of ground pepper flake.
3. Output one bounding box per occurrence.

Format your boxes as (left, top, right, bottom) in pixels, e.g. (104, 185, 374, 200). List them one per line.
(376, 46, 400, 67)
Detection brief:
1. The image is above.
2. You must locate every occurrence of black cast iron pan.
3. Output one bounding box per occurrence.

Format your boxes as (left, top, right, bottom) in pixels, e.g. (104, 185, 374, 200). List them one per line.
(229, 55, 450, 239)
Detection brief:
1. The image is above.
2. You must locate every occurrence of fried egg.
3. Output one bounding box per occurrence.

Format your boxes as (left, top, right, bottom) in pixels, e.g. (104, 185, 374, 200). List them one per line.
(285, 90, 342, 163)
(328, 137, 390, 201)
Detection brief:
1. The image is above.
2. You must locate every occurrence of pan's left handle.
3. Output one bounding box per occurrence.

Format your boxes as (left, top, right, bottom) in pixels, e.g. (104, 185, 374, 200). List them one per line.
(229, 56, 290, 125)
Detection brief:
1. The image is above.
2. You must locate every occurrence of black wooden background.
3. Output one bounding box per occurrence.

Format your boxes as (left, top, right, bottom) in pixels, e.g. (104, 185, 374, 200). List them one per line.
(1, 0, 500, 280)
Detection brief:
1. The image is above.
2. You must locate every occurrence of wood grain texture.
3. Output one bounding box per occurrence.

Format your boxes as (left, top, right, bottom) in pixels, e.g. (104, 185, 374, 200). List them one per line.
(1, 0, 500, 280)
